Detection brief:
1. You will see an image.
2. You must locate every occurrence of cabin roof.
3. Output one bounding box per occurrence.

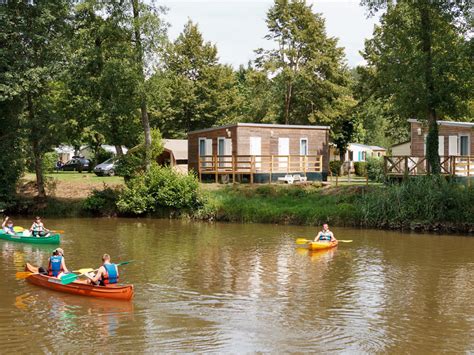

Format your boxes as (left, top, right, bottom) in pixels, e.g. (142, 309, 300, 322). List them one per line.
(163, 139, 188, 160)
(349, 143, 386, 151)
(188, 123, 330, 135)
(408, 119, 474, 128)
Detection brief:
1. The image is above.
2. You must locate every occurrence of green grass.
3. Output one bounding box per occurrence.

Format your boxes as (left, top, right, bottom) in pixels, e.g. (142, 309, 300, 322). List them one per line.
(23, 172, 124, 185)
(204, 184, 364, 226)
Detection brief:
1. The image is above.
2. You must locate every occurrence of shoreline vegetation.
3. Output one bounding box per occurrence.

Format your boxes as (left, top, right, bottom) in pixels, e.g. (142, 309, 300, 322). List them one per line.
(8, 171, 474, 235)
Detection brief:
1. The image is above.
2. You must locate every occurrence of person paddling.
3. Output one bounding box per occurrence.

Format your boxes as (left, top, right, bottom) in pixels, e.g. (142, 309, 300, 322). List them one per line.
(88, 254, 119, 286)
(48, 248, 69, 278)
(315, 223, 337, 242)
(29, 216, 50, 238)
(2, 217, 15, 235)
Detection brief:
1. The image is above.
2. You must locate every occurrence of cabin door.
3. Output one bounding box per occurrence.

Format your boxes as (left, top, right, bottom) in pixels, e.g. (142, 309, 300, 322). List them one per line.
(250, 137, 261, 169)
(278, 137, 289, 169)
(218, 138, 232, 169)
(449, 136, 458, 155)
(199, 138, 213, 168)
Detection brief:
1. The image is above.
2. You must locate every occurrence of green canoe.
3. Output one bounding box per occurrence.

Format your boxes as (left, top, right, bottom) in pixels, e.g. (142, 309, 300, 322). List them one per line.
(0, 231, 60, 244)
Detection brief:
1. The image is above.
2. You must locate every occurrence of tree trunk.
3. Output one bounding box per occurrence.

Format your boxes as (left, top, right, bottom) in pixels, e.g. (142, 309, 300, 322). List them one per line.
(284, 79, 292, 125)
(32, 141, 46, 198)
(27, 94, 46, 198)
(115, 145, 124, 157)
(419, 2, 440, 174)
(132, 0, 152, 171)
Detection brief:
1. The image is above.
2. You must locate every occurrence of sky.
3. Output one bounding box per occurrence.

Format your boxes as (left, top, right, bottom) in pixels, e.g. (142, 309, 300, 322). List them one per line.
(160, 0, 381, 68)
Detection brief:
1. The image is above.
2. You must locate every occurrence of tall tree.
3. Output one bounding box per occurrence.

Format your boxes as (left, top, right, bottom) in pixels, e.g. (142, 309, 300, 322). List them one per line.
(148, 21, 240, 136)
(256, 0, 352, 126)
(1, 0, 73, 197)
(361, 0, 473, 173)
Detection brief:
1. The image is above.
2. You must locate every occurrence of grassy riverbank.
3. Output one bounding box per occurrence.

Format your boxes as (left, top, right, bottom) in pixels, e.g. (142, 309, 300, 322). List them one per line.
(10, 173, 474, 234)
(203, 180, 474, 233)
(203, 184, 364, 226)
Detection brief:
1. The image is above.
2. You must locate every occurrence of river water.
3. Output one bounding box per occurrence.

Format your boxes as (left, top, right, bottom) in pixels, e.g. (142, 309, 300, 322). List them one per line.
(0, 218, 472, 352)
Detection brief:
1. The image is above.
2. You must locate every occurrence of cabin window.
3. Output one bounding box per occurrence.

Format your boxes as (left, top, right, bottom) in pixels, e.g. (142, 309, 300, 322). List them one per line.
(199, 138, 206, 156)
(459, 135, 470, 156)
(300, 138, 308, 156)
(449, 136, 458, 155)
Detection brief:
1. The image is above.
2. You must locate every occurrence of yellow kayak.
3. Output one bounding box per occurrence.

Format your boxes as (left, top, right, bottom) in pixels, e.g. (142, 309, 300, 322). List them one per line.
(307, 240, 338, 251)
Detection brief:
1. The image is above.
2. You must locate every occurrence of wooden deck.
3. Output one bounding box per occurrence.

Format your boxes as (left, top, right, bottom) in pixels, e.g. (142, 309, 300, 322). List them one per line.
(384, 156, 474, 177)
(198, 155, 323, 183)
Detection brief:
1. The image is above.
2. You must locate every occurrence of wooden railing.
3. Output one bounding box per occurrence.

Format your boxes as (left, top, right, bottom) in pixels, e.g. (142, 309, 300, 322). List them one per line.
(384, 156, 474, 177)
(198, 155, 323, 182)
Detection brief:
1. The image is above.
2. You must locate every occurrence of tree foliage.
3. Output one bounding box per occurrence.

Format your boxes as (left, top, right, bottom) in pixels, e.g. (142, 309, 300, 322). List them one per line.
(256, 0, 353, 126)
(361, 0, 474, 172)
(0, 0, 73, 197)
(148, 21, 241, 137)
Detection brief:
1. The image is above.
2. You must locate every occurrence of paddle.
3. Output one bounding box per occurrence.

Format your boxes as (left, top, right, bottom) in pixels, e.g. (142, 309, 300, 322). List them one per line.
(16, 271, 36, 279)
(295, 238, 353, 244)
(61, 260, 134, 285)
(12, 226, 63, 235)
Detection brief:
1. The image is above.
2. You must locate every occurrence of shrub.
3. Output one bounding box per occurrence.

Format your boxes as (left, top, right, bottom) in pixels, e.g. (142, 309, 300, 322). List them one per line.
(367, 157, 385, 182)
(116, 164, 202, 215)
(329, 160, 343, 176)
(354, 162, 368, 176)
(82, 186, 120, 216)
(116, 129, 163, 179)
(42, 152, 58, 173)
(361, 176, 474, 226)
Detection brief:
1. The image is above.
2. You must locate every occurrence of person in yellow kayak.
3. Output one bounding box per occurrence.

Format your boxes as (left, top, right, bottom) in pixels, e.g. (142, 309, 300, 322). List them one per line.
(315, 223, 337, 242)
(87, 254, 119, 286)
(29, 216, 51, 238)
(2, 217, 15, 235)
(47, 248, 69, 278)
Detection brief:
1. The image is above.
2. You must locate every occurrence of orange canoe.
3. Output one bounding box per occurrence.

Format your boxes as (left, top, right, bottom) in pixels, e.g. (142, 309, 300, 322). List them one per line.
(24, 263, 134, 301)
(307, 240, 338, 251)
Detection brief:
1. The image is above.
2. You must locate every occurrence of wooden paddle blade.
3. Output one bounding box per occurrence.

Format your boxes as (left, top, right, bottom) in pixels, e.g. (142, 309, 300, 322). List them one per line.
(295, 238, 311, 245)
(60, 273, 78, 285)
(51, 230, 64, 234)
(73, 268, 94, 274)
(16, 271, 33, 279)
(338, 240, 353, 243)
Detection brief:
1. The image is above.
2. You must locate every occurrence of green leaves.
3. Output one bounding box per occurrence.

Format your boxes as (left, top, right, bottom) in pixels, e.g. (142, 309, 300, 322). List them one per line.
(257, 0, 352, 126)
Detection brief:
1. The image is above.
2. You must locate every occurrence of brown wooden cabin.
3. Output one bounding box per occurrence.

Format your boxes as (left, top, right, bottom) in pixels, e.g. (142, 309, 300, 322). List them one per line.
(385, 119, 474, 177)
(187, 123, 330, 183)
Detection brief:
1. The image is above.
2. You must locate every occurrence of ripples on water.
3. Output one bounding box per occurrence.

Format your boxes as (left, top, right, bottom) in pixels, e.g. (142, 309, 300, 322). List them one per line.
(0, 219, 472, 353)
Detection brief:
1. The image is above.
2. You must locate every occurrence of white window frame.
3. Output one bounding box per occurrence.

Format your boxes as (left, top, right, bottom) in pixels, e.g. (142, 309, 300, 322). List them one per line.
(217, 137, 225, 156)
(198, 138, 207, 156)
(459, 134, 470, 156)
(299, 138, 308, 156)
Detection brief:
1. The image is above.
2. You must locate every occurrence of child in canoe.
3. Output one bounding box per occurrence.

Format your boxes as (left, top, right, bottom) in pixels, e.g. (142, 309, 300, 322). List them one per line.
(29, 216, 51, 238)
(45, 248, 69, 278)
(315, 223, 337, 242)
(2, 217, 15, 235)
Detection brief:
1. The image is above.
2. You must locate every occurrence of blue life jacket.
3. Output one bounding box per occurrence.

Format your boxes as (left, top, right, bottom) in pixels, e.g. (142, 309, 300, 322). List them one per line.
(102, 263, 119, 285)
(5, 226, 14, 233)
(318, 231, 331, 241)
(49, 255, 63, 277)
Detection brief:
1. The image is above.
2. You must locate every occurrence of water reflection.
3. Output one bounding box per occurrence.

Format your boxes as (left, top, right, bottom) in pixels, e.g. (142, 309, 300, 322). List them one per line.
(0, 218, 472, 352)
